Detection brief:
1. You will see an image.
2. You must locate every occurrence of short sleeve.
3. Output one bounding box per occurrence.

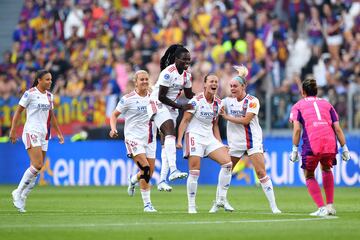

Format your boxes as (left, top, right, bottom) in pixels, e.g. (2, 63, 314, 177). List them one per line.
(329, 106, 339, 123)
(247, 98, 260, 115)
(187, 97, 198, 114)
(289, 103, 299, 122)
(115, 96, 128, 113)
(220, 97, 227, 112)
(19, 91, 30, 108)
(157, 69, 171, 87)
(184, 72, 192, 88)
(50, 93, 54, 110)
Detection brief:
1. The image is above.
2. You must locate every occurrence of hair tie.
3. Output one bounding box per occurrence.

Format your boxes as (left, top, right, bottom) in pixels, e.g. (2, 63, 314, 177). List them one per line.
(234, 76, 246, 84)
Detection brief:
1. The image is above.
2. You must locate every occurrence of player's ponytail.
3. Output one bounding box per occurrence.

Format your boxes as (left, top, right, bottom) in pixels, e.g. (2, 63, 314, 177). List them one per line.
(32, 69, 50, 88)
(302, 76, 318, 96)
(160, 44, 184, 71)
(233, 65, 248, 85)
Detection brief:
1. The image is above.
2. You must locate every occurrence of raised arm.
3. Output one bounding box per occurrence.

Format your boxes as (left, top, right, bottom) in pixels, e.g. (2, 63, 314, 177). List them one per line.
(176, 111, 193, 148)
(9, 105, 25, 143)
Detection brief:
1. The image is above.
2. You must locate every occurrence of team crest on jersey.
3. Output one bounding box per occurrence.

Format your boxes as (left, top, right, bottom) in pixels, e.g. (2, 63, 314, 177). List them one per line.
(24, 92, 29, 98)
(164, 74, 170, 80)
(120, 98, 125, 104)
(191, 101, 196, 107)
(213, 105, 218, 113)
(249, 102, 257, 108)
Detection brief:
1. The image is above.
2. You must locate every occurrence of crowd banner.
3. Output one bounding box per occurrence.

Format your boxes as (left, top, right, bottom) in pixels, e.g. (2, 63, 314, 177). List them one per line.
(1, 136, 359, 186)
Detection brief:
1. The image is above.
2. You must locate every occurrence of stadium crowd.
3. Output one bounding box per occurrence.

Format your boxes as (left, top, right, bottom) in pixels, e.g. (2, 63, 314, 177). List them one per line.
(0, 0, 359, 130)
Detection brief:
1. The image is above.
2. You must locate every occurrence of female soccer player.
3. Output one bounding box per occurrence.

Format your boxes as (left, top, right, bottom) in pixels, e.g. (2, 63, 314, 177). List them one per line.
(177, 74, 233, 214)
(9, 70, 64, 213)
(147, 44, 194, 184)
(289, 76, 350, 216)
(109, 70, 157, 212)
(220, 65, 281, 214)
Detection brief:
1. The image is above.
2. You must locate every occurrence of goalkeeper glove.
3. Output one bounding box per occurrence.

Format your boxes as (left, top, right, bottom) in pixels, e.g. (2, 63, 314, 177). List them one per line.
(290, 145, 299, 162)
(342, 144, 350, 161)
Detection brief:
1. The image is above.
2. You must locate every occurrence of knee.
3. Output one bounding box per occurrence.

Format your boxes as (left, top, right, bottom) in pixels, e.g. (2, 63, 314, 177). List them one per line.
(221, 162, 233, 172)
(139, 165, 151, 183)
(256, 169, 266, 179)
(32, 163, 43, 171)
(305, 172, 315, 180)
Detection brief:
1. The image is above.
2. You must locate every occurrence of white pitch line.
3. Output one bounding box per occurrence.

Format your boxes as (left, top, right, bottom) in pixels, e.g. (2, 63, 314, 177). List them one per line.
(0, 216, 338, 229)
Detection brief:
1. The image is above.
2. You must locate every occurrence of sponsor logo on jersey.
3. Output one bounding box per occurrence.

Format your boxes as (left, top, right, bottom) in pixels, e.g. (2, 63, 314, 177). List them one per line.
(200, 111, 214, 119)
(230, 110, 243, 116)
(137, 106, 147, 112)
(37, 103, 51, 111)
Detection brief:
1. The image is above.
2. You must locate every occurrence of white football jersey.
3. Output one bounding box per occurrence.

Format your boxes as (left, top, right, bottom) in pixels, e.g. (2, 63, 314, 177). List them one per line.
(116, 90, 155, 143)
(150, 63, 192, 107)
(222, 94, 263, 150)
(186, 93, 222, 136)
(19, 87, 54, 139)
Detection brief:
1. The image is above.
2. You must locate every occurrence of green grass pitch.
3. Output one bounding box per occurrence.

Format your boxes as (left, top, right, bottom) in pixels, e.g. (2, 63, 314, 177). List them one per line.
(0, 185, 359, 240)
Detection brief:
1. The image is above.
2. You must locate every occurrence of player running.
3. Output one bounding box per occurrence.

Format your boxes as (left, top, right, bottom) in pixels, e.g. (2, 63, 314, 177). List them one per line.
(109, 70, 157, 212)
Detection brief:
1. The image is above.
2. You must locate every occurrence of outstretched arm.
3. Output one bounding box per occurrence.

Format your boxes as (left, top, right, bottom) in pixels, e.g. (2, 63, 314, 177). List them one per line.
(9, 105, 25, 143)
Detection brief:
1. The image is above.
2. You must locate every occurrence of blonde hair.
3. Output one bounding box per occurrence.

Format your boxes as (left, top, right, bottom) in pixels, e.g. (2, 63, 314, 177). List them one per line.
(233, 65, 248, 79)
(133, 70, 149, 81)
(233, 65, 248, 84)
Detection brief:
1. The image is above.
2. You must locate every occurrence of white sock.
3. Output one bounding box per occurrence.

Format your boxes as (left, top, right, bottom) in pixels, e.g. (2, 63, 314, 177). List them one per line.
(141, 189, 151, 205)
(260, 175, 278, 209)
(160, 147, 169, 182)
(131, 174, 138, 185)
(164, 135, 177, 173)
(21, 175, 38, 198)
(17, 166, 39, 194)
(217, 162, 232, 201)
(187, 170, 200, 207)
